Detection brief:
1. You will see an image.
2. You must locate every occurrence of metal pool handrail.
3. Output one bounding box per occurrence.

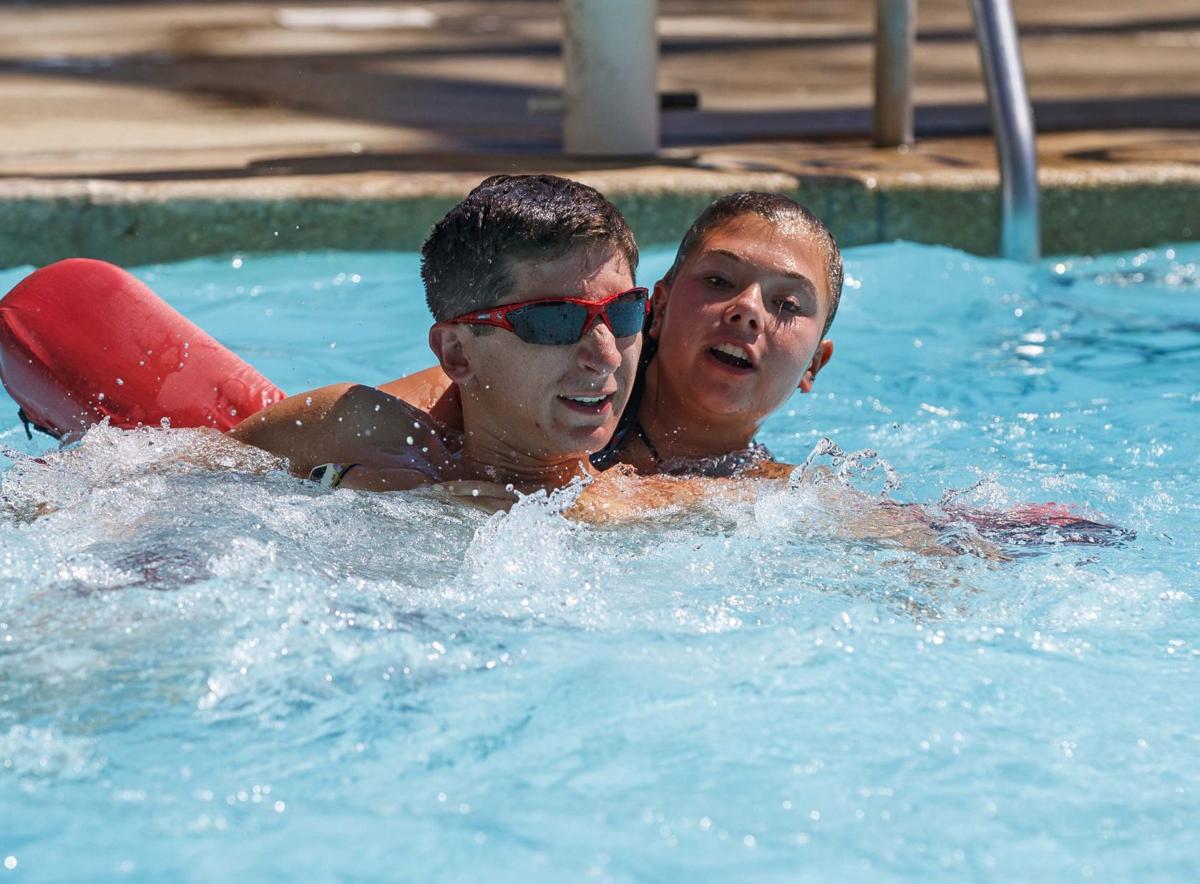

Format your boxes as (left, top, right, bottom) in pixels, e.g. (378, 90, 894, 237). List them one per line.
(875, 0, 1041, 262)
(970, 0, 1041, 262)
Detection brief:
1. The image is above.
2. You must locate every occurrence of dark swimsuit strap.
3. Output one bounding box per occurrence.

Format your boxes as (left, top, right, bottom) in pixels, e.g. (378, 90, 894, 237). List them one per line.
(632, 415, 662, 464)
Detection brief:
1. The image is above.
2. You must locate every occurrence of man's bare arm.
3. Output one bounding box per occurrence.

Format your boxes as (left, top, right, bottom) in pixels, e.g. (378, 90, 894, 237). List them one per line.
(229, 383, 455, 478)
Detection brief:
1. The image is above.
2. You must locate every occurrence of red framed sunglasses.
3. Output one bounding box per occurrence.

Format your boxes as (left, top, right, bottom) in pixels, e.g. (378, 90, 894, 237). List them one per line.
(447, 287, 650, 346)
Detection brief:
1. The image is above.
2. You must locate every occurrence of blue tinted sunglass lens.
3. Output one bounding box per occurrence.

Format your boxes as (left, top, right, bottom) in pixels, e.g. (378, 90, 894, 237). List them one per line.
(605, 292, 648, 337)
(508, 302, 587, 345)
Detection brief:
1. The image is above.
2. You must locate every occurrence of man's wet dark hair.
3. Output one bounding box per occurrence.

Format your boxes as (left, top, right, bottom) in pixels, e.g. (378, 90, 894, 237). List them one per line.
(420, 174, 639, 322)
(663, 192, 844, 338)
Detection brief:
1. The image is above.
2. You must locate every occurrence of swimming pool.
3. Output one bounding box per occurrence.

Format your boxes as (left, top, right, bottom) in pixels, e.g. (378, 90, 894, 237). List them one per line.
(1, 241, 1197, 882)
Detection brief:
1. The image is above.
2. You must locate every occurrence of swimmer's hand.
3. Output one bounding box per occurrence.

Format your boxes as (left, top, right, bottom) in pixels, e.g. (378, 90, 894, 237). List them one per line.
(944, 501, 1133, 547)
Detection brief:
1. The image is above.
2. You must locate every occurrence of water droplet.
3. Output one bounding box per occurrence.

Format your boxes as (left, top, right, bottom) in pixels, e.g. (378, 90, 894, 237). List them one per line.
(115, 377, 125, 385)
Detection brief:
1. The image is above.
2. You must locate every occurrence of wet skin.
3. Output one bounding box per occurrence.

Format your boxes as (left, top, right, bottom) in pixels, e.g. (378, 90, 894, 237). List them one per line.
(230, 245, 641, 495)
(428, 245, 640, 488)
(633, 213, 834, 463)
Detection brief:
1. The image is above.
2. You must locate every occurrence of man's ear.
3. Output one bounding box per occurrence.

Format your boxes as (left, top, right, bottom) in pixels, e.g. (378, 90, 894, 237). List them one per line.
(429, 323, 475, 384)
(799, 340, 834, 393)
(648, 279, 670, 340)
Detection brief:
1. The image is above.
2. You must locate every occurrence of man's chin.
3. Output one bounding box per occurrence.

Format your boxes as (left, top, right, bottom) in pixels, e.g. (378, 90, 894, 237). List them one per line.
(547, 421, 616, 458)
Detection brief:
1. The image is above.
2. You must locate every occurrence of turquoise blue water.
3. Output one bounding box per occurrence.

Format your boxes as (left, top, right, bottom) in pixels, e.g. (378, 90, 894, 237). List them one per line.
(1, 242, 1197, 882)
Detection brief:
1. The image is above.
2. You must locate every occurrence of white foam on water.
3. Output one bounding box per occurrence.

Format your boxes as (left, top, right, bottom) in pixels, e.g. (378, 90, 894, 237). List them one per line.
(0, 725, 105, 781)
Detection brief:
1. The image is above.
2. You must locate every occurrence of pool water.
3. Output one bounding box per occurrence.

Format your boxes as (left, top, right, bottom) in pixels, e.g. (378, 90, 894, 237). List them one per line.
(1, 242, 1197, 882)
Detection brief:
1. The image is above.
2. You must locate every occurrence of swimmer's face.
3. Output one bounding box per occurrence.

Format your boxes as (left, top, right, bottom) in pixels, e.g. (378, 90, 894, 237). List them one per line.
(651, 213, 834, 426)
(431, 246, 640, 462)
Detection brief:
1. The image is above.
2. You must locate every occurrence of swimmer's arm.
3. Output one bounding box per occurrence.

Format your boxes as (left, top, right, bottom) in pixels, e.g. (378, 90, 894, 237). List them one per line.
(742, 460, 1004, 559)
(329, 463, 442, 493)
(229, 383, 454, 478)
(565, 470, 734, 524)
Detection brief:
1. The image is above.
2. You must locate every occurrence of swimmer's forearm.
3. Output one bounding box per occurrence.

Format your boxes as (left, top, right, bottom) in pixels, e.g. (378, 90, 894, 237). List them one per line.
(229, 383, 354, 474)
(334, 465, 437, 493)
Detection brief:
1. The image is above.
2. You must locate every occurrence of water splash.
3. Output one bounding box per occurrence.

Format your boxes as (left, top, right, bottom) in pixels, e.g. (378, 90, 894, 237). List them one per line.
(796, 437, 903, 496)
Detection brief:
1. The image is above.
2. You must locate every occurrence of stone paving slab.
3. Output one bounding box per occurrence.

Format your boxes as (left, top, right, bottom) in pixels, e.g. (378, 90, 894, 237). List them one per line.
(1, 0, 1198, 266)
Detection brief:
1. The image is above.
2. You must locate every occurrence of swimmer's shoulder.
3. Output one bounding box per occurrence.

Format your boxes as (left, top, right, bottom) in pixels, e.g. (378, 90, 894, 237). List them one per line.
(378, 366, 463, 434)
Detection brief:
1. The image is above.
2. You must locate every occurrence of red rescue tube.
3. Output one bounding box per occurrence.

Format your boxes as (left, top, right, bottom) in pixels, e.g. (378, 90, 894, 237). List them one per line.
(0, 258, 286, 438)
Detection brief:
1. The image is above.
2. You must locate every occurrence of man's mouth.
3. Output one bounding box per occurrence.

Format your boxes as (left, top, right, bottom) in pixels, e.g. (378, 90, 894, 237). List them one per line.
(708, 342, 755, 371)
(558, 392, 614, 413)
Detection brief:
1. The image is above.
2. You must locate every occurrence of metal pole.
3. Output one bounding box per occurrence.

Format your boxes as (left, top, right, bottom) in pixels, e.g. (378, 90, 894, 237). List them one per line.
(873, 0, 915, 147)
(562, 0, 659, 157)
(970, 0, 1040, 262)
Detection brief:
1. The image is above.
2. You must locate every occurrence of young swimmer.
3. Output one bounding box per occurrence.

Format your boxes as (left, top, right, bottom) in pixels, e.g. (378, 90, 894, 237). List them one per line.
(232, 174, 650, 505)
(378, 192, 839, 478)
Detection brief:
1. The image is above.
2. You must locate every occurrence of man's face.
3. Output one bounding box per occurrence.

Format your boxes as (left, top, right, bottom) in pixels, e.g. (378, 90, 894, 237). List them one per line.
(651, 214, 834, 425)
(447, 246, 640, 462)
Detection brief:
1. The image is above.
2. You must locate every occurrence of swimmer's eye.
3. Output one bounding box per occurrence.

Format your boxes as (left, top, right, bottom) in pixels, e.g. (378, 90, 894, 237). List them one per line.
(703, 274, 734, 289)
(773, 298, 806, 316)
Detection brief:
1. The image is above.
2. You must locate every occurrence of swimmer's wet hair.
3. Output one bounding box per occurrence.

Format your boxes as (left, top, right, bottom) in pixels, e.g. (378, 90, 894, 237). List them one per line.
(421, 174, 639, 322)
(663, 192, 844, 338)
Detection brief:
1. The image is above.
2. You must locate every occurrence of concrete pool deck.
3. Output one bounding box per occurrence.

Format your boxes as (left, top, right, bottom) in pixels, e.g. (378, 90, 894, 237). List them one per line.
(2, 0, 1198, 267)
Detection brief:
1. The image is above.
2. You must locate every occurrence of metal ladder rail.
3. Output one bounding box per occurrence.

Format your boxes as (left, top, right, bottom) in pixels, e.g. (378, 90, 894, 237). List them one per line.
(875, 0, 1040, 261)
(970, 0, 1040, 262)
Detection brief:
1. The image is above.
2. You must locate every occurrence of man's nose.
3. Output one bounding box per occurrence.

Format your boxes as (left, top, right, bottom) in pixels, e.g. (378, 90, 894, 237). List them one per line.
(723, 283, 764, 330)
(576, 316, 622, 375)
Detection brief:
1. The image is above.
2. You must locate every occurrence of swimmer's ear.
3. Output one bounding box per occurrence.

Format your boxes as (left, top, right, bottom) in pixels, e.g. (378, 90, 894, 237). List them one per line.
(429, 323, 474, 384)
(799, 340, 834, 393)
(648, 280, 669, 340)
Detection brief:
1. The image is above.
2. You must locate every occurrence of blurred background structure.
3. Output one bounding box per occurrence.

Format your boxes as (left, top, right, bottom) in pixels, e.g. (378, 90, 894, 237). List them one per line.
(1, 0, 1197, 264)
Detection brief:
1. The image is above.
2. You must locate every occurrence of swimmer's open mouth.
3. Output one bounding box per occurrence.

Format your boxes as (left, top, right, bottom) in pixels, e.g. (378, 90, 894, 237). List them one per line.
(708, 344, 754, 370)
(558, 393, 614, 413)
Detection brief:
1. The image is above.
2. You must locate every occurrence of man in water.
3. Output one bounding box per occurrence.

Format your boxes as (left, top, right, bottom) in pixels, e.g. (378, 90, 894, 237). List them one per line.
(232, 174, 651, 507)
